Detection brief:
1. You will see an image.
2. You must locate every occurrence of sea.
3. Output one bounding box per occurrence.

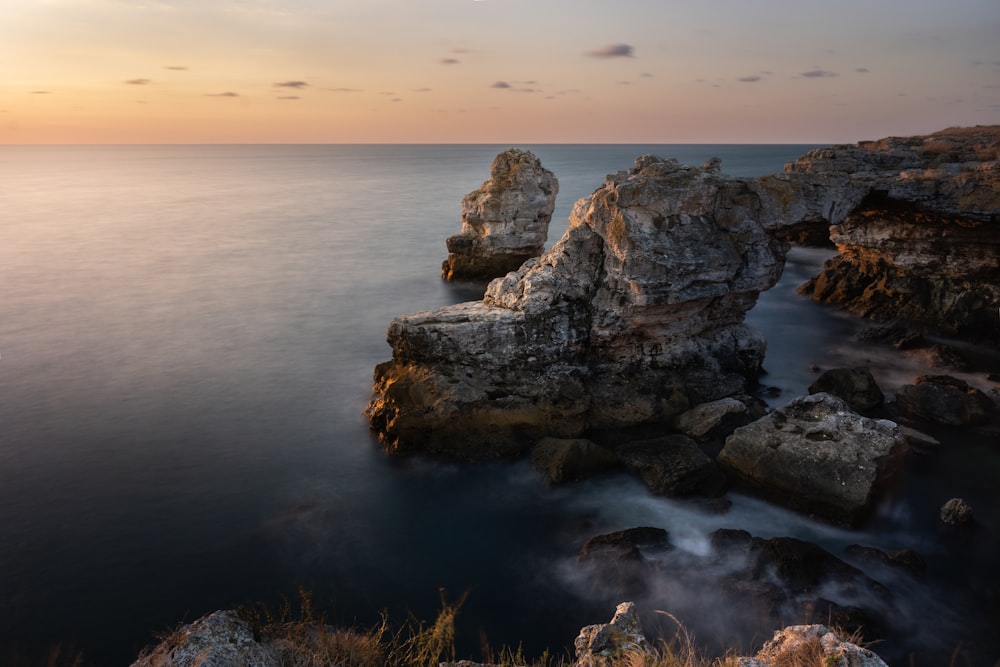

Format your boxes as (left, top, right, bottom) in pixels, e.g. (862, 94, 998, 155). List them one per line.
(1, 145, 997, 666)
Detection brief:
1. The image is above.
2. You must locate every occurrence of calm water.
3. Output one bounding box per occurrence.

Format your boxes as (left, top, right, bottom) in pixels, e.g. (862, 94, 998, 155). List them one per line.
(0, 145, 996, 666)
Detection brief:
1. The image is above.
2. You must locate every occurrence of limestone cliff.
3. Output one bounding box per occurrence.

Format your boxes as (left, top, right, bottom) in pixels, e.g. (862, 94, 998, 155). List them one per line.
(442, 148, 559, 281)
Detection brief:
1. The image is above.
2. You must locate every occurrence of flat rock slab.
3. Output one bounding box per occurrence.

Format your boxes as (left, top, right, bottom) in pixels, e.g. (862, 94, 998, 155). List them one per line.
(718, 393, 905, 524)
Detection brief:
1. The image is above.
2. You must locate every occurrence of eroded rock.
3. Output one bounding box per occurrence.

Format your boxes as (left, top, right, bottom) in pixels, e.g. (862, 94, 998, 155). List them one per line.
(808, 367, 884, 412)
(131, 611, 279, 667)
(531, 437, 618, 484)
(573, 601, 650, 667)
(738, 624, 889, 667)
(718, 393, 905, 524)
(615, 435, 728, 497)
(442, 148, 559, 281)
(895, 374, 994, 426)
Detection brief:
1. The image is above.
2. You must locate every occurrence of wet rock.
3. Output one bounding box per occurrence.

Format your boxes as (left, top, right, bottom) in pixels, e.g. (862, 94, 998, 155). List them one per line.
(574, 601, 650, 667)
(530, 437, 618, 484)
(718, 393, 905, 525)
(131, 610, 279, 667)
(442, 149, 558, 281)
(579, 527, 670, 560)
(844, 544, 927, 577)
(895, 374, 994, 426)
(737, 624, 888, 667)
(808, 367, 884, 411)
(940, 497, 975, 525)
(672, 396, 767, 454)
(615, 434, 728, 497)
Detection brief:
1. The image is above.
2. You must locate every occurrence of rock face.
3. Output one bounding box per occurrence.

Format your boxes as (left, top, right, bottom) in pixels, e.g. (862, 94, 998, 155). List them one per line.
(718, 393, 905, 524)
(795, 126, 1000, 341)
(368, 156, 787, 458)
(442, 148, 559, 281)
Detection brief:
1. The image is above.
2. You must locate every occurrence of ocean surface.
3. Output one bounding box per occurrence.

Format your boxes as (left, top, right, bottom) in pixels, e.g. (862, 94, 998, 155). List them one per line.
(1, 145, 997, 666)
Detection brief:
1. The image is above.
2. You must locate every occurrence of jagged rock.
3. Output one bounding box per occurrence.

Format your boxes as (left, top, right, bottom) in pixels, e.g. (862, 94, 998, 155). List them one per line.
(844, 544, 927, 577)
(131, 610, 279, 667)
(615, 435, 728, 497)
(442, 149, 558, 281)
(940, 497, 975, 524)
(895, 374, 993, 426)
(737, 624, 889, 667)
(795, 127, 1000, 341)
(718, 393, 905, 525)
(573, 601, 650, 667)
(530, 437, 617, 484)
(808, 367, 884, 412)
(369, 127, 999, 459)
(367, 156, 787, 458)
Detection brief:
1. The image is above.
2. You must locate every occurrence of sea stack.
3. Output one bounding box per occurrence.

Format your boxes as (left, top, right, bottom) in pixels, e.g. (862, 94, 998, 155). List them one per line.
(441, 148, 559, 281)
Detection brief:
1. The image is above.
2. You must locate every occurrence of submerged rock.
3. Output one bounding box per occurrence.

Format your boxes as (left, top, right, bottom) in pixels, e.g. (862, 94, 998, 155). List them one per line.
(442, 148, 558, 282)
(718, 393, 905, 525)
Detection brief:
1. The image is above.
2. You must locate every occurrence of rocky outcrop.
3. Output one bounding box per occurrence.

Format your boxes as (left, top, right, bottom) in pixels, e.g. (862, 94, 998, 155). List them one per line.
(367, 156, 787, 458)
(615, 435, 727, 497)
(369, 126, 998, 459)
(442, 149, 559, 281)
(795, 126, 1000, 341)
(940, 497, 975, 525)
(530, 437, 617, 484)
(573, 601, 650, 667)
(717, 393, 905, 525)
(131, 611, 279, 667)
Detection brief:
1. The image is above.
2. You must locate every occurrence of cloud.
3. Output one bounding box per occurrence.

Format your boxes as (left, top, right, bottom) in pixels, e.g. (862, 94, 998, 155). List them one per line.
(640, 72, 654, 78)
(738, 75, 762, 83)
(413, 88, 432, 92)
(274, 81, 308, 89)
(30, 90, 52, 94)
(587, 43, 634, 58)
(491, 81, 512, 89)
(800, 69, 837, 78)
(165, 66, 188, 71)
(277, 96, 300, 100)
(440, 58, 461, 65)
(327, 87, 362, 92)
(206, 92, 239, 97)
(855, 67, 870, 73)
(124, 78, 151, 85)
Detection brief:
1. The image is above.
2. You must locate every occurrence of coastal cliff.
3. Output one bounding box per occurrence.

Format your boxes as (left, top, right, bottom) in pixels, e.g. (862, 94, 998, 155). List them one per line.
(367, 127, 999, 460)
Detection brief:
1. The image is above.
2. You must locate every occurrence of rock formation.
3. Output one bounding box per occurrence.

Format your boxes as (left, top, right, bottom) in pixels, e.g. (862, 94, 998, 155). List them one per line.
(895, 374, 994, 426)
(795, 126, 1000, 341)
(718, 393, 905, 525)
(131, 610, 279, 667)
(442, 148, 559, 281)
(574, 601, 651, 667)
(368, 156, 788, 458)
(738, 624, 889, 667)
(369, 126, 999, 459)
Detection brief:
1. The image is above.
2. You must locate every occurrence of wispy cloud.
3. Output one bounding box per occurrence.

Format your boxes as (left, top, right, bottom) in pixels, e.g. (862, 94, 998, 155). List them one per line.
(800, 69, 837, 78)
(165, 66, 188, 71)
(277, 96, 300, 100)
(440, 58, 461, 65)
(274, 81, 308, 89)
(413, 87, 432, 93)
(206, 92, 239, 97)
(124, 78, 151, 85)
(640, 72, 653, 78)
(738, 75, 762, 83)
(587, 43, 634, 58)
(855, 67, 870, 73)
(327, 87, 362, 93)
(30, 90, 52, 94)
(491, 81, 511, 89)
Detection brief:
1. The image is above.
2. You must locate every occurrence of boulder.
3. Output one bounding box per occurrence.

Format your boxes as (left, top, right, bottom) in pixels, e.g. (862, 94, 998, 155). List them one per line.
(131, 611, 279, 667)
(895, 374, 993, 426)
(717, 393, 905, 524)
(672, 396, 766, 453)
(530, 437, 618, 484)
(573, 601, 650, 667)
(442, 149, 558, 281)
(579, 527, 670, 560)
(737, 624, 888, 667)
(808, 367, 884, 412)
(940, 497, 975, 525)
(615, 435, 728, 497)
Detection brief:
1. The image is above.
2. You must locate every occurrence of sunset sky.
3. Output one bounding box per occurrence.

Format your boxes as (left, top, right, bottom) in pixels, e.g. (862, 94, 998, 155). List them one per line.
(2, 0, 998, 144)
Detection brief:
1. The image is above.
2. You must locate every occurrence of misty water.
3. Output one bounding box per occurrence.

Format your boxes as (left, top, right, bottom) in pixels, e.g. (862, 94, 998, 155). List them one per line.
(1, 145, 997, 665)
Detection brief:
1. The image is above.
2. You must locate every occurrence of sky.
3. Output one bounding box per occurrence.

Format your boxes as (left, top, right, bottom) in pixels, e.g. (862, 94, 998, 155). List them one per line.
(2, 0, 998, 144)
